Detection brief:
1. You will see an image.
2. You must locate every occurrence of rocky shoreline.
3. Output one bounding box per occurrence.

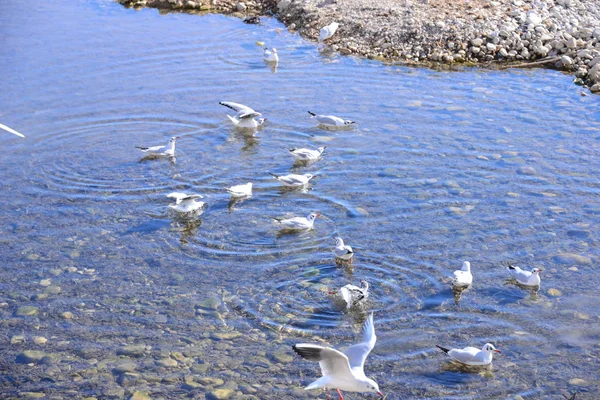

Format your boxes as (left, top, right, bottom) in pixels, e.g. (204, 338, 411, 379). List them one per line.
(118, 0, 600, 91)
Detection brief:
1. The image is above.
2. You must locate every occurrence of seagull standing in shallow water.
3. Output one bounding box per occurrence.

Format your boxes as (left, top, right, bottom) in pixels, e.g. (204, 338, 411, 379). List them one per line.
(505, 263, 542, 286)
(263, 47, 279, 63)
(452, 261, 473, 287)
(166, 192, 205, 213)
(292, 312, 383, 399)
(136, 136, 178, 157)
(227, 182, 253, 197)
(334, 236, 354, 262)
(289, 146, 326, 161)
(436, 343, 500, 366)
(331, 280, 369, 310)
(269, 172, 314, 187)
(273, 212, 320, 231)
(308, 111, 355, 127)
(220, 101, 266, 130)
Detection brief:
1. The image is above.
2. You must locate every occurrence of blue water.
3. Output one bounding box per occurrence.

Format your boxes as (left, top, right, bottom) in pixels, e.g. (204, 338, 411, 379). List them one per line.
(1, 0, 600, 398)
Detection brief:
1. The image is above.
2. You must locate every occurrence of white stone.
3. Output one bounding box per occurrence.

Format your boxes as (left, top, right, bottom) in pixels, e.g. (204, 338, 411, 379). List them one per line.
(590, 84, 600, 93)
(593, 28, 600, 40)
(566, 37, 577, 49)
(471, 38, 483, 46)
(277, 0, 290, 11)
(499, 48, 508, 57)
(589, 64, 600, 82)
(560, 55, 573, 67)
(486, 43, 497, 52)
(236, 2, 246, 11)
(526, 11, 542, 26)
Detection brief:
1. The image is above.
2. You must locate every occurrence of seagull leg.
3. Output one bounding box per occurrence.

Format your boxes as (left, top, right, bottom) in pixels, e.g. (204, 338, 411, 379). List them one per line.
(336, 388, 344, 400)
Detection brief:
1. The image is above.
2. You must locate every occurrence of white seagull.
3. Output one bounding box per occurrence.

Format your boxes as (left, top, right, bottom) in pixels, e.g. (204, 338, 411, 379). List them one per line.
(0, 123, 25, 138)
(227, 182, 253, 197)
(274, 212, 320, 231)
(452, 261, 473, 287)
(505, 263, 542, 286)
(220, 101, 266, 129)
(263, 47, 279, 63)
(331, 280, 369, 310)
(166, 192, 205, 213)
(308, 111, 355, 127)
(334, 236, 354, 262)
(319, 22, 339, 42)
(292, 313, 383, 399)
(436, 343, 500, 366)
(136, 136, 178, 157)
(269, 172, 314, 187)
(289, 146, 326, 161)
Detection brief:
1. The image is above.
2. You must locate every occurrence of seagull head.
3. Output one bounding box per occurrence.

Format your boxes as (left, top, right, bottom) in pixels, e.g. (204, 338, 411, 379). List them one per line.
(333, 236, 343, 246)
(532, 268, 542, 274)
(308, 212, 321, 221)
(272, 48, 277, 53)
(305, 173, 314, 181)
(361, 377, 382, 396)
(483, 343, 501, 353)
(170, 136, 179, 142)
(461, 261, 471, 272)
(318, 146, 327, 153)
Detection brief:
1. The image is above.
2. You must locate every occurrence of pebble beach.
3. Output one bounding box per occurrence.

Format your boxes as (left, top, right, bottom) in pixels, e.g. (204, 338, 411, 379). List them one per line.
(119, 0, 600, 92)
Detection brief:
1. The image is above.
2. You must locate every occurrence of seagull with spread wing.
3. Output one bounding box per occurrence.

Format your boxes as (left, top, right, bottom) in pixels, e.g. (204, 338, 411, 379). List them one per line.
(166, 192, 205, 213)
(308, 111, 355, 127)
(220, 101, 266, 129)
(292, 313, 383, 399)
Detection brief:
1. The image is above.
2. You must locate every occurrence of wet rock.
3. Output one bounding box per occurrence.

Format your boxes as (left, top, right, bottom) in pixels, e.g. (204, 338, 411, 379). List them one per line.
(11, 335, 26, 344)
(196, 296, 221, 311)
(271, 350, 293, 363)
(16, 306, 39, 317)
(117, 345, 146, 357)
(547, 288, 562, 297)
(113, 361, 137, 374)
(207, 389, 234, 400)
(129, 391, 151, 400)
(39, 279, 51, 287)
(62, 311, 74, 319)
(568, 378, 586, 386)
(16, 350, 47, 364)
(117, 372, 140, 386)
(20, 393, 45, 399)
(553, 253, 592, 265)
(44, 285, 61, 295)
(198, 377, 225, 386)
(156, 358, 178, 367)
(211, 331, 242, 340)
(33, 336, 47, 345)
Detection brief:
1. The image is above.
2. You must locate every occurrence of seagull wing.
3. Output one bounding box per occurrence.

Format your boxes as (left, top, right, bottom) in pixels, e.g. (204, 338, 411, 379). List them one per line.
(280, 175, 307, 185)
(166, 192, 189, 203)
(239, 111, 262, 119)
(448, 347, 482, 364)
(293, 344, 355, 380)
(219, 101, 256, 116)
(316, 115, 344, 126)
(280, 217, 307, 229)
(0, 123, 25, 138)
(344, 312, 376, 370)
(339, 286, 353, 308)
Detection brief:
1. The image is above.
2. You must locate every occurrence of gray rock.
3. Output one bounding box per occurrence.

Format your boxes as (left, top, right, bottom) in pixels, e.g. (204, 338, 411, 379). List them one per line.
(553, 253, 592, 265)
(15, 306, 39, 317)
(16, 350, 47, 364)
(117, 345, 146, 357)
(560, 55, 573, 67)
(236, 2, 246, 11)
(471, 38, 483, 47)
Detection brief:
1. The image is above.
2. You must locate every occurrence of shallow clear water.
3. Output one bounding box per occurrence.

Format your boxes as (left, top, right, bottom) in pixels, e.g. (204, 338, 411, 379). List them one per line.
(1, 0, 600, 398)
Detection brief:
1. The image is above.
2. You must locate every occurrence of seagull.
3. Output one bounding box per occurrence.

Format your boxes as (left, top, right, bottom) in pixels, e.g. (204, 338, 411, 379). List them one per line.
(334, 236, 354, 262)
(269, 172, 314, 187)
(452, 261, 473, 287)
(319, 22, 339, 42)
(0, 123, 25, 138)
(292, 312, 383, 399)
(136, 136, 178, 157)
(289, 146, 326, 161)
(263, 47, 279, 63)
(308, 111, 355, 127)
(436, 343, 500, 366)
(505, 263, 542, 286)
(220, 101, 266, 129)
(331, 280, 369, 310)
(227, 182, 253, 197)
(166, 192, 205, 213)
(273, 212, 320, 231)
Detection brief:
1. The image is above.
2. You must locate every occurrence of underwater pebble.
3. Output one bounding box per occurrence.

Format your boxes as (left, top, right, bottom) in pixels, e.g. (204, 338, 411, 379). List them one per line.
(11, 335, 26, 344)
(39, 279, 51, 287)
(547, 288, 562, 297)
(33, 336, 47, 345)
(553, 253, 592, 265)
(16, 306, 39, 317)
(207, 388, 235, 399)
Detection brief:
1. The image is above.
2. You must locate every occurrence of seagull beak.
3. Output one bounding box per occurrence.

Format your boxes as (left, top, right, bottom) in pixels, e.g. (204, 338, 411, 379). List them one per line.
(378, 391, 384, 397)
(328, 291, 336, 295)
(494, 349, 501, 353)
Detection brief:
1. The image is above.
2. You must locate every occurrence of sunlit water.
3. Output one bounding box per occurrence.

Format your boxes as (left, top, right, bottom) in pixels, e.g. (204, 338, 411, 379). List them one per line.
(1, 0, 600, 398)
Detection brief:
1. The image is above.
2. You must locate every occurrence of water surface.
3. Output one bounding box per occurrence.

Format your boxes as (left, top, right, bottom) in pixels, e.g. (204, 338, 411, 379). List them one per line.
(1, 0, 600, 398)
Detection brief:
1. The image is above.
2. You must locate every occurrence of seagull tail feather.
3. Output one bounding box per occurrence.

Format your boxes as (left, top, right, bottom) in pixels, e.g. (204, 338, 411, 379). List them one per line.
(304, 377, 329, 391)
(436, 345, 450, 354)
(307, 111, 317, 117)
(135, 146, 148, 150)
(269, 172, 280, 179)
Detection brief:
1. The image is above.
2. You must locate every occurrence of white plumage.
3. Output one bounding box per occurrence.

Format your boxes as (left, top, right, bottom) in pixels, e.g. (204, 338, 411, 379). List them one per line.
(263, 47, 279, 63)
(166, 192, 205, 213)
(136, 136, 178, 157)
(334, 236, 354, 261)
(319, 22, 339, 41)
(452, 261, 473, 287)
(220, 101, 266, 129)
(0, 123, 25, 138)
(436, 343, 500, 366)
(308, 111, 355, 127)
(289, 146, 326, 161)
(274, 212, 320, 231)
(292, 313, 383, 397)
(269, 172, 314, 187)
(227, 182, 253, 197)
(334, 280, 369, 309)
(506, 264, 542, 286)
